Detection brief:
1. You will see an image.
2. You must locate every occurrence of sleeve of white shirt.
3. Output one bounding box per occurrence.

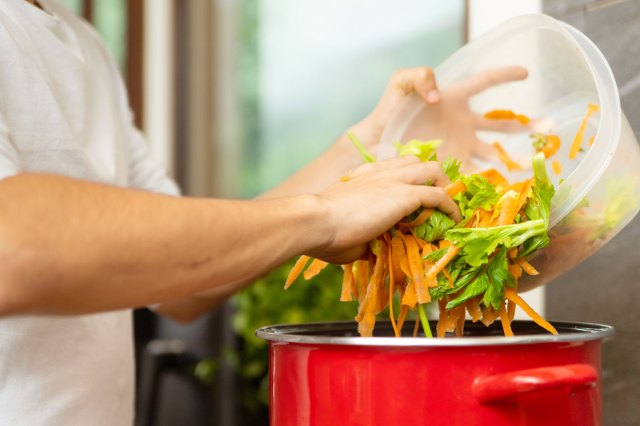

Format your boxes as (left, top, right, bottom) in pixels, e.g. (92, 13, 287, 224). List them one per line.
(127, 127, 181, 197)
(0, 111, 22, 180)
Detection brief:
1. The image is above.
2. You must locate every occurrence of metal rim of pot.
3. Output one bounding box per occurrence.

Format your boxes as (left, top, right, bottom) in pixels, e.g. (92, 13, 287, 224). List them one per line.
(256, 320, 614, 347)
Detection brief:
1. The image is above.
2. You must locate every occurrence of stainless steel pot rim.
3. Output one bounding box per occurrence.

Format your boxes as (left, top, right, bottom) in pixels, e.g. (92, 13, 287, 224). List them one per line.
(256, 320, 614, 347)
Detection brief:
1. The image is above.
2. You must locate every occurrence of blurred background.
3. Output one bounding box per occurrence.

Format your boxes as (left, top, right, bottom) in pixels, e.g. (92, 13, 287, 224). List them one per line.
(58, 0, 639, 425)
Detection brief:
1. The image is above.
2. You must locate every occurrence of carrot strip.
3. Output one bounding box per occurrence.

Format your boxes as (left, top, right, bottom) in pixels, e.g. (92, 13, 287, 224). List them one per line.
(403, 234, 430, 304)
(508, 263, 523, 280)
(398, 209, 434, 229)
(588, 135, 595, 147)
(541, 134, 561, 158)
(355, 260, 369, 304)
(285, 255, 310, 289)
(569, 103, 599, 159)
(425, 245, 460, 284)
(390, 236, 407, 284)
(397, 305, 409, 334)
(507, 280, 518, 322)
(466, 297, 482, 322)
(484, 109, 531, 125)
(387, 238, 400, 337)
(479, 168, 510, 188)
(303, 258, 329, 280)
(437, 299, 447, 337)
(481, 306, 499, 327)
(340, 264, 355, 302)
(412, 315, 420, 337)
(504, 288, 558, 335)
(552, 160, 562, 175)
(515, 257, 540, 276)
(445, 180, 466, 197)
(493, 142, 522, 171)
(455, 306, 465, 336)
(497, 193, 518, 226)
(498, 302, 514, 337)
(399, 259, 417, 308)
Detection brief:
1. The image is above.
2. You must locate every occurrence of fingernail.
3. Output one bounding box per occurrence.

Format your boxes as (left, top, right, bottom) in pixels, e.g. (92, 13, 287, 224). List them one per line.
(426, 90, 440, 103)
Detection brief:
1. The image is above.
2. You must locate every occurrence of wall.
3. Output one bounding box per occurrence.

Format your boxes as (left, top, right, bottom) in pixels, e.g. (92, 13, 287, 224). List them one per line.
(543, 1, 640, 424)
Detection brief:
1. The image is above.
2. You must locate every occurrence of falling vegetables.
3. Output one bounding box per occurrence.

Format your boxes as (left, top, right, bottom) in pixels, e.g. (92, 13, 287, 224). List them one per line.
(285, 137, 557, 338)
(484, 109, 531, 125)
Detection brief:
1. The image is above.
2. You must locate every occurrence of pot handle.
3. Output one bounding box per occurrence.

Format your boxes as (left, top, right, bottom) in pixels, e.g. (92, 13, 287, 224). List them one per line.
(472, 363, 598, 404)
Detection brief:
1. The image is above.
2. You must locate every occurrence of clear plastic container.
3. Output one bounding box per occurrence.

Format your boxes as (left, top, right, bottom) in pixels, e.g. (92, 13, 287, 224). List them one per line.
(379, 14, 640, 290)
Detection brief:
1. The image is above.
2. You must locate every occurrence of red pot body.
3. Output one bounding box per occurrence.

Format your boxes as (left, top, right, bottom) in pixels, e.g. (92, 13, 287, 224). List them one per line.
(258, 321, 612, 426)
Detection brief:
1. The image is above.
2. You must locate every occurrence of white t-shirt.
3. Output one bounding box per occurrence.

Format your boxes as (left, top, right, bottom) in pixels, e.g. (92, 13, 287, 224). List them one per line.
(0, 0, 179, 424)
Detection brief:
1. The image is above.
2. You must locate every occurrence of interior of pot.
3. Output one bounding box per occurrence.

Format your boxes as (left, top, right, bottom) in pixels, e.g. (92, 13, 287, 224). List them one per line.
(257, 320, 614, 346)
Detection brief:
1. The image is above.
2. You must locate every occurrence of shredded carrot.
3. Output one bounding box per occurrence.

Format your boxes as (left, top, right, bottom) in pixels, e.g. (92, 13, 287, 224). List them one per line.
(484, 109, 531, 125)
(479, 168, 510, 188)
(303, 258, 329, 280)
(403, 234, 430, 304)
(540, 134, 561, 158)
(504, 288, 558, 335)
(466, 297, 482, 322)
(498, 302, 514, 337)
(386, 238, 400, 337)
(552, 160, 562, 175)
(340, 264, 355, 302)
(397, 305, 409, 334)
(425, 245, 460, 285)
(515, 257, 539, 276)
(445, 180, 466, 197)
(285, 255, 311, 289)
(588, 135, 595, 147)
(497, 193, 518, 226)
(399, 208, 434, 229)
(481, 307, 499, 327)
(390, 236, 407, 284)
(569, 103, 599, 159)
(493, 142, 522, 171)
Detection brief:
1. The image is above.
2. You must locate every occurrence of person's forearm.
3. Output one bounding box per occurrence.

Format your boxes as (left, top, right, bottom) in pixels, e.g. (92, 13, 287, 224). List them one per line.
(0, 173, 330, 316)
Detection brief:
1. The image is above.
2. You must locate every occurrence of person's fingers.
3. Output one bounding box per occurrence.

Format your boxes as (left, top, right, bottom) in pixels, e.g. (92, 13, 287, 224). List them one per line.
(461, 66, 528, 97)
(396, 161, 451, 187)
(390, 67, 440, 104)
(350, 155, 420, 176)
(413, 186, 462, 222)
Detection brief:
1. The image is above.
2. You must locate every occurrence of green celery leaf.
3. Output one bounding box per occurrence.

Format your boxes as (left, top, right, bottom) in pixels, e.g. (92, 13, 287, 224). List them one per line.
(347, 132, 376, 163)
(442, 156, 462, 182)
(395, 139, 442, 162)
(413, 210, 455, 243)
(423, 247, 448, 262)
(445, 270, 489, 310)
(445, 220, 547, 267)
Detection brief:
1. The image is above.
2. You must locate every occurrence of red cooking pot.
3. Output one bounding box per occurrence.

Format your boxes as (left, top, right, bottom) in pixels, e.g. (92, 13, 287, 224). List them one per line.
(256, 320, 613, 426)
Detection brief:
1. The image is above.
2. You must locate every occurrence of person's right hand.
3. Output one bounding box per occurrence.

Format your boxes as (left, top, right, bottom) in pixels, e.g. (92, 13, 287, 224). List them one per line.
(309, 155, 461, 264)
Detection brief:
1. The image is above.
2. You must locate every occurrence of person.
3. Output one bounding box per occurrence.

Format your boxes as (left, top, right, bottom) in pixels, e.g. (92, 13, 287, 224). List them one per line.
(0, 0, 527, 424)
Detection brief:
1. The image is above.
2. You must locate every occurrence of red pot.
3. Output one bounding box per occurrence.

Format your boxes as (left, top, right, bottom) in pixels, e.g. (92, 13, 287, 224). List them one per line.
(256, 320, 612, 426)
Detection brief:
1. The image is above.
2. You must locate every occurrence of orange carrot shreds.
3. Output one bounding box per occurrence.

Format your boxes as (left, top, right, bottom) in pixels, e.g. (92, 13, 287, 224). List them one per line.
(588, 135, 595, 147)
(387, 239, 400, 337)
(481, 306, 499, 327)
(402, 234, 430, 304)
(412, 315, 421, 337)
(455, 306, 466, 337)
(497, 192, 518, 226)
(400, 279, 418, 308)
(340, 264, 355, 302)
(541, 134, 562, 158)
(445, 180, 467, 197)
(493, 141, 523, 171)
(466, 296, 483, 322)
(478, 209, 494, 227)
(507, 280, 518, 322)
(339, 175, 352, 182)
(508, 247, 518, 259)
(354, 260, 370, 304)
(484, 109, 531, 125)
(504, 288, 558, 335)
(439, 239, 453, 249)
(514, 178, 533, 211)
(569, 103, 600, 159)
(303, 258, 329, 280)
(479, 168, 510, 188)
(508, 263, 523, 280)
(498, 302, 514, 337)
(356, 241, 387, 335)
(437, 299, 448, 338)
(552, 160, 562, 176)
(390, 236, 407, 284)
(397, 305, 409, 334)
(425, 245, 460, 285)
(285, 255, 311, 289)
(515, 257, 540, 276)
(398, 208, 434, 229)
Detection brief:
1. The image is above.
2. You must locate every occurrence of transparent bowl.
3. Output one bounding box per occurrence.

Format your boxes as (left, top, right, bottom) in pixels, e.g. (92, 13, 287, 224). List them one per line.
(379, 14, 640, 290)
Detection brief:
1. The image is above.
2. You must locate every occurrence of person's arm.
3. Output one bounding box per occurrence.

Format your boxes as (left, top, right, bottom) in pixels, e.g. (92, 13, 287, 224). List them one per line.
(0, 157, 458, 317)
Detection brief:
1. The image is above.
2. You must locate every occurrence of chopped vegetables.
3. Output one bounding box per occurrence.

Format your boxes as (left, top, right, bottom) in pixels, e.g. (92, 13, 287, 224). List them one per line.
(532, 133, 561, 158)
(484, 109, 531, 125)
(285, 137, 557, 338)
(493, 141, 522, 171)
(569, 103, 600, 159)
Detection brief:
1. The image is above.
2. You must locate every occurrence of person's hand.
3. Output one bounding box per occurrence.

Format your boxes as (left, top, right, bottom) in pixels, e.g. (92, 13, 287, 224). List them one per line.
(310, 155, 461, 264)
(352, 66, 529, 168)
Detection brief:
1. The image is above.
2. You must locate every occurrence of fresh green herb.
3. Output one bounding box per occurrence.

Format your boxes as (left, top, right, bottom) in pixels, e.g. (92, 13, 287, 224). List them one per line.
(442, 155, 462, 182)
(347, 131, 376, 163)
(395, 139, 442, 162)
(413, 210, 455, 242)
